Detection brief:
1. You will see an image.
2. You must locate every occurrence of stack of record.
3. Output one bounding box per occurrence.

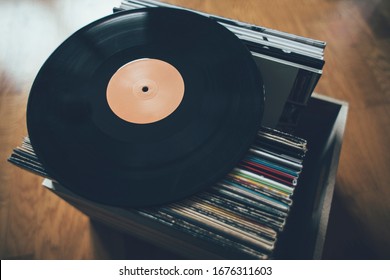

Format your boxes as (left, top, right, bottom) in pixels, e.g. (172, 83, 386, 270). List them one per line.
(9, 127, 307, 259)
(117, 0, 326, 131)
(137, 127, 307, 259)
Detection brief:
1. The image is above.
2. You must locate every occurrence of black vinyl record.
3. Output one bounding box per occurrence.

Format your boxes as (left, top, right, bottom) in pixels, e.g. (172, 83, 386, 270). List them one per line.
(27, 8, 264, 207)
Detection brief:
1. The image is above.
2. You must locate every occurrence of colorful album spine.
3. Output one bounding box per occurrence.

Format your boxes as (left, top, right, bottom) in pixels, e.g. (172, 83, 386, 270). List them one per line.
(8, 128, 307, 259)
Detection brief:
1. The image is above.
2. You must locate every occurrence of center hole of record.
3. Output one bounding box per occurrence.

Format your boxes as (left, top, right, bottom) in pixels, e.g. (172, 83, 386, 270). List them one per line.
(142, 86, 149, 93)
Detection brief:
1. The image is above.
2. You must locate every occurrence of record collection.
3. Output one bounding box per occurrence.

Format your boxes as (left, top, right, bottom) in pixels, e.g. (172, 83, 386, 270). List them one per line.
(7, 2, 320, 259)
(9, 127, 307, 259)
(117, 0, 326, 131)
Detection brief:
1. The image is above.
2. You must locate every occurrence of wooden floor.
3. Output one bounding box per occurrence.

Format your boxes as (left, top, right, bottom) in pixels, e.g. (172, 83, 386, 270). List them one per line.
(1, 0, 389, 259)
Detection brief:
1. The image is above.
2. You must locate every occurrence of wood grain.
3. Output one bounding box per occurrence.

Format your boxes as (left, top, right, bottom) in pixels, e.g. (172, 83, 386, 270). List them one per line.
(1, 0, 389, 259)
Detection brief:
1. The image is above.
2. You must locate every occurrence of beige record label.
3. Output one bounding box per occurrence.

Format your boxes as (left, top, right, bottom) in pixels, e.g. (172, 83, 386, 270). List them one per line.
(106, 58, 185, 124)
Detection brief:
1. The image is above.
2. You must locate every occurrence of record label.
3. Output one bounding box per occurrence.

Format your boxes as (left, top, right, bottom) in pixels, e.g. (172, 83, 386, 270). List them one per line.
(106, 58, 185, 124)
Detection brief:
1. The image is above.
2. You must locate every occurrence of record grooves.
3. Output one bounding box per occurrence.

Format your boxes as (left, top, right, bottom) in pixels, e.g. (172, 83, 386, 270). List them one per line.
(27, 8, 264, 207)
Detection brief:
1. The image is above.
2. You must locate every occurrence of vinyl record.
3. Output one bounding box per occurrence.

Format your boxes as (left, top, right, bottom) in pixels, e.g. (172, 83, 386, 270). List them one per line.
(27, 7, 264, 207)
